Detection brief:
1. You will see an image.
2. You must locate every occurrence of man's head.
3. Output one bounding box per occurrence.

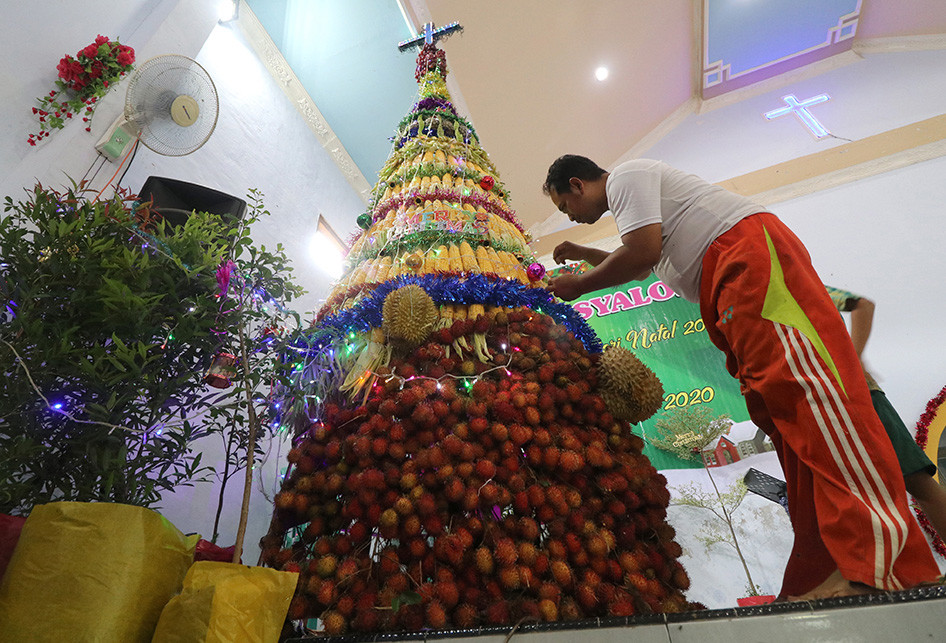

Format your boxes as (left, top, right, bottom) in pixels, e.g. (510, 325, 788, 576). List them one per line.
(542, 155, 609, 225)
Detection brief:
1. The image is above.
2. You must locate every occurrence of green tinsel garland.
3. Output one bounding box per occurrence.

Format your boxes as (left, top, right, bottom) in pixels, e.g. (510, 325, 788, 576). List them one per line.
(345, 229, 530, 268)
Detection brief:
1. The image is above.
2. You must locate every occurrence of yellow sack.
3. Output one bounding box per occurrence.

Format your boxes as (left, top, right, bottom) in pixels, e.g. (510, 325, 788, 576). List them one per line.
(152, 561, 299, 643)
(0, 502, 196, 643)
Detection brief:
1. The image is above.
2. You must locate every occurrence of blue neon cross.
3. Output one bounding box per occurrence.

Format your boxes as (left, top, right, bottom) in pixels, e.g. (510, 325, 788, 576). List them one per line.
(764, 94, 830, 139)
(398, 21, 463, 52)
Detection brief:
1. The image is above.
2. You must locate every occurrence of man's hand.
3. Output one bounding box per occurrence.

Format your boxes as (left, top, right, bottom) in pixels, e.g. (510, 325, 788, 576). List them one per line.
(548, 273, 586, 301)
(552, 241, 585, 265)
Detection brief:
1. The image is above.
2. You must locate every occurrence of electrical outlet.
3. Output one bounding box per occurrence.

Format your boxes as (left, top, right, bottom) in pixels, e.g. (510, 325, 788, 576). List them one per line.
(95, 117, 138, 162)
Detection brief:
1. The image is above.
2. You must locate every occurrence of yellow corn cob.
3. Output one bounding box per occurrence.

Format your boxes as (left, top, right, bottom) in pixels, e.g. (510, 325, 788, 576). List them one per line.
(475, 245, 493, 273)
(459, 241, 478, 273)
(487, 248, 505, 278)
(348, 263, 368, 287)
(374, 256, 393, 282)
(420, 175, 431, 190)
(434, 245, 450, 272)
(448, 244, 464, 272)
(363, 258, 380, 283)
(453, 304, 467, 321)
(441, 173, 453, 190)
(434, 149, 446, 164)
(468, 303, 485, 320)
(422, 149, 435, 164)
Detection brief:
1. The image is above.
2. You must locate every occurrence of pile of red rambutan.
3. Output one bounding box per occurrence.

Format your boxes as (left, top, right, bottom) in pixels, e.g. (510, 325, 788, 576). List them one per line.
(261, 307, 694, 634)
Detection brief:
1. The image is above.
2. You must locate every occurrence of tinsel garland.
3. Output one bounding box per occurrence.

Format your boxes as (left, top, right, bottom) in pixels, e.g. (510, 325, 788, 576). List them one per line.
(315, 266, 534, 322)
(371, 189, 521, 231)
(302, 273, 601, 354)
(378, 138, 498, 189)
(414, 96, 455, 113)
(394, 108, 479, 144)
(369, 163, 511, 210)
(912, 384, 946, 559)
(344, 230, 529, 268)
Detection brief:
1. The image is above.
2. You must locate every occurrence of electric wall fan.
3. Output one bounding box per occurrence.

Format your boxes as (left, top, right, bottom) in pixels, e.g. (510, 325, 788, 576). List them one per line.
(96, 54, 219, 160)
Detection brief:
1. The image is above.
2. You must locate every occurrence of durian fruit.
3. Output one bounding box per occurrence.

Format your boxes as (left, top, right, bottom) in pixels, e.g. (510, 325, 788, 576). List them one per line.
(598, 345, 664, 424)
(382, 284, 438, 351)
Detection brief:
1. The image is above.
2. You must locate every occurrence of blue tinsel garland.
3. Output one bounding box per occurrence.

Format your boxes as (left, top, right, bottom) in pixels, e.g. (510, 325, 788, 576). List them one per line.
(293, 274, 602, 355)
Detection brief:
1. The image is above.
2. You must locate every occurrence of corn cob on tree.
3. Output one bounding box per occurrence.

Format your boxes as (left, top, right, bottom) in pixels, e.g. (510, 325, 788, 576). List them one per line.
(261, 30, 695, 635)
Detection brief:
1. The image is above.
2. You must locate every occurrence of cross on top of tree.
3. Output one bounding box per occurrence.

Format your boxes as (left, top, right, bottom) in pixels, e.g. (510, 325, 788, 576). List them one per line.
(398, 20, 463, 52)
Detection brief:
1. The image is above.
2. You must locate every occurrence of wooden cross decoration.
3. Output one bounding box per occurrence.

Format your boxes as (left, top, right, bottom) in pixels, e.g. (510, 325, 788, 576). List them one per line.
(398, 21, 463, 52)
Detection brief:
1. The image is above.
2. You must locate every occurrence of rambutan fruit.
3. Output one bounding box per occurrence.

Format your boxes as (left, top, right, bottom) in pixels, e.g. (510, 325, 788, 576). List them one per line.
(524, 406, 541, 425)
(498, 565, 521, 590)
(315, 578, 337, 607)
(550, 560, 574, 587)
(454, 603, 478, 628)
(474, 546, 494, 574)
(485, 600, 511, 625)
(538, 581, 561, 603)
(518, 542, 537, 566)
(435, 580, 460, 608)
(426, 600, 448, 629)
(490, 422, 509, 442)
(320, 610, 348, 636)
(509, 424, 532, 446)
(538, 598, 558, 622)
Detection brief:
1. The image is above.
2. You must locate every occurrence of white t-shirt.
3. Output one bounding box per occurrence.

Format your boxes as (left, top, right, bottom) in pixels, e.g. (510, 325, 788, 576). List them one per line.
(607, 159, 766, 302)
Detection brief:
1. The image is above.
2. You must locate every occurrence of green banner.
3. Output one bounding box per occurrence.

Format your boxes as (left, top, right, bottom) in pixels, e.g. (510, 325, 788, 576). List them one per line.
(553, 267, 749, 469)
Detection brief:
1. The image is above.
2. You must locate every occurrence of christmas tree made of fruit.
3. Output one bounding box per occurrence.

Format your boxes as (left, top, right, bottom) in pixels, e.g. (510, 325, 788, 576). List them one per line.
(262, 22, 694, 635)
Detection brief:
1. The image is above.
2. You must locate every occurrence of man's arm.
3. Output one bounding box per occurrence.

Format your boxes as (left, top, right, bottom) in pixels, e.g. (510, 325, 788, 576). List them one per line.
(552, 241, 611, 267)
(548, 223, 661, 301)
(848, 296, 874, 357)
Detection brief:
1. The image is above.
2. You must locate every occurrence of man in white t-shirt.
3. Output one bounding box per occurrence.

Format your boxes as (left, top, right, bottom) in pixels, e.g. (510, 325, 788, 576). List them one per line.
(543, 155, 939, 601)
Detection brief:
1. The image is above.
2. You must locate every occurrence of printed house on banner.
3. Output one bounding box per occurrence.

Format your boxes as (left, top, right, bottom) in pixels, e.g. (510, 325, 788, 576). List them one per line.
(260, 22, 700, 635)
(702, 421, 773, 467)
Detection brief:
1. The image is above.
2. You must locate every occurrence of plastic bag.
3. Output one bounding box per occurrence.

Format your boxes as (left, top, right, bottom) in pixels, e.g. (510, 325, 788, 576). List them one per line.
(0, 514, 26, 581)
(0, 502, 196, 642)
(152, 561, 298, 643)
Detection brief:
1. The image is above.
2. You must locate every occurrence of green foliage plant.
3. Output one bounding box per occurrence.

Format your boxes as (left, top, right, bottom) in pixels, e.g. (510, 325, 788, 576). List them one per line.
(0, 183, 302, 518)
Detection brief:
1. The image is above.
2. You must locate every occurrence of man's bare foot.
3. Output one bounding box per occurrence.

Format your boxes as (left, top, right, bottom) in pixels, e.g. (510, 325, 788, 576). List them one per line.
(787, 569, 883, 601)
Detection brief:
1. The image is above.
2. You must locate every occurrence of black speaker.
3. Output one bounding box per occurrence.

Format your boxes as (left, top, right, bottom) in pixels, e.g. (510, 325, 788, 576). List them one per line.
(138, 176, 246, 229)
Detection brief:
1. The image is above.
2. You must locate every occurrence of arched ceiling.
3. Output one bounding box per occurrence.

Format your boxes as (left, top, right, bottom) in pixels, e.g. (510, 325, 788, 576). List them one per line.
(244, 0, 946, 236)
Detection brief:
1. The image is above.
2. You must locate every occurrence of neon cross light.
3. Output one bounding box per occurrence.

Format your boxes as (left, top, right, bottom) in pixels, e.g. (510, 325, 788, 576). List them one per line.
(398, 21, 463, 52)
(764, 94, 831, 139)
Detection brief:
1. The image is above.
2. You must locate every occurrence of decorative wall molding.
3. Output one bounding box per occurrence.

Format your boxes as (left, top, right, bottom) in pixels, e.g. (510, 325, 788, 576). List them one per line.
(702, 0, 862, 98)
(531, 113, 946, 262)
(237, 0, 372, 205)
(854, 34, 946, 54)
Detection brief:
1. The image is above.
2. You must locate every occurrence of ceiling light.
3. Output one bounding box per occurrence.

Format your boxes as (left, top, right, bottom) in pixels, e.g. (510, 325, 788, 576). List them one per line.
(218, 0, 238, 23)
(595, 66, 609, 82)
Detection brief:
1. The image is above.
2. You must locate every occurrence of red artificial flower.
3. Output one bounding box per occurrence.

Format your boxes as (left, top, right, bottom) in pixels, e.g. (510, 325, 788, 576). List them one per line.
(94, 34, 109, 46)
(80, 43, 100, 59)
(117, 50, 134, 66)
(88, 60, 104, 79)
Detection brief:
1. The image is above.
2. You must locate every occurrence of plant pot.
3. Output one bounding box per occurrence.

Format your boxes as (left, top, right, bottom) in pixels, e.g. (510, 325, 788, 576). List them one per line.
(737, 594, 776, 606)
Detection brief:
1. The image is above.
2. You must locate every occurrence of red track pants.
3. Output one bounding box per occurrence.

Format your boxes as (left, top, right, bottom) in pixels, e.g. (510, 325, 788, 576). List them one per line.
(699, 212, 939, 597)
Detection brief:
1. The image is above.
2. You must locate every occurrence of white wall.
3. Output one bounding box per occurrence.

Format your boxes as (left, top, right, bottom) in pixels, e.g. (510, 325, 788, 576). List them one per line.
(0, 0, 365, 563)
(643, 48, 946, 429)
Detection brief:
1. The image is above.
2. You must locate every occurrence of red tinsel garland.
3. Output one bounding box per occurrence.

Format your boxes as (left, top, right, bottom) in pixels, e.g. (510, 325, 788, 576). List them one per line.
(912, 384, 946, 559)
